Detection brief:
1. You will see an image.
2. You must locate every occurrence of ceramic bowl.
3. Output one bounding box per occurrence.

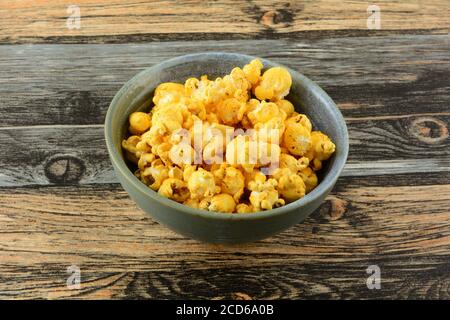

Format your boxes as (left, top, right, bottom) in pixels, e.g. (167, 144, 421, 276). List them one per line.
(105, 52, 349, 243)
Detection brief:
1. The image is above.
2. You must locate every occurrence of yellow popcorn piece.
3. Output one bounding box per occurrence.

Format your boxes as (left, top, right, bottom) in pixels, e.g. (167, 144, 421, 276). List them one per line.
(129, 112, 151, 135)
(158, 178, 190, 202)
(152, 106, 183, 133)
(184, 198, 200, 209)
(216, 97, 246, 126)
(310, 131, 336, 161)
(207, 193, 236, 213)
(168, 166, 183, 180)
(298, 167, 318, 193)
(169, 143, 196, 166)
(311, 158, 323, 171)
(182, 164, 197, 182)
(248, 172, 285, 211)
(278, 174, 306, 202)
(283, 122, 312, 156)
(275, 99, 295, 117)
(254, 67, 292, 101)
(141, 164, 169, 191)
(135, 140, 152, 155)
(122, 135, 141, 154)
(248, 178, 285, 211)
(153, 82, 186, 108)
(247, 101, 281, 125)
(225, 136, 257, 173)
(138, 153, 156, 171)
(141, 123, 166, 146)
(286, 113, 312, 132)
(236, 203, 255, 213)
(279, 153, 309, 173)
(243, 59, 263, 87)
(188, 168, 220, 200)
(216, 166, 245, 202)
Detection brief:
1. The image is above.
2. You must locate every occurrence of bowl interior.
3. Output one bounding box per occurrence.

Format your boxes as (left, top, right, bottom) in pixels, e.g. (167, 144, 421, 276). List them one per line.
(106, 52, 348, 219)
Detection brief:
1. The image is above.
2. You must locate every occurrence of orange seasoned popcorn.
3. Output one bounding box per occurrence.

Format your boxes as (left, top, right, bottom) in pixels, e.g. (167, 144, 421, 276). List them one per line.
(254, 67, 292, 101)
(123, 59, 336, 213)
(128, 112, 151, 135)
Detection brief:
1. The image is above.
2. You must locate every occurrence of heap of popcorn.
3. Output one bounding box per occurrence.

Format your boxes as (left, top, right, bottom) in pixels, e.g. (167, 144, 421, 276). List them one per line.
(122, 59, 335, 213)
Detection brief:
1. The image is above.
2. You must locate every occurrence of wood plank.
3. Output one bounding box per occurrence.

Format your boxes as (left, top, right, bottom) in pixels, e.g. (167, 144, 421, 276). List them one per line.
(0, 37, 449, 127)
(0, 0, 449, 44)
(1, 261, 449, 299)
(0, 178, 448, 299)
(0, 115, 449, 187)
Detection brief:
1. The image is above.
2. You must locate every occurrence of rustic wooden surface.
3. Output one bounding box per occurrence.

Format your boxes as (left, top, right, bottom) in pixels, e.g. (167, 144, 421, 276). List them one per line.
(0, 1, 449, 299)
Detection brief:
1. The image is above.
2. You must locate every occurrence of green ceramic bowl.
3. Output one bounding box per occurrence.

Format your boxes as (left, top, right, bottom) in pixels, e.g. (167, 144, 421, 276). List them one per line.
(105, 52, 349, 243)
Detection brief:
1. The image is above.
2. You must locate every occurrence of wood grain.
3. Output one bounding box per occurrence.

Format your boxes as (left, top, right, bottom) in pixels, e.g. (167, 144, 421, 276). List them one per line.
(0, 176, 449, 299)
(1, 37, 449, 127)
(1, 1, 449, 300)
(1, 0, 449, 44)
(0, 115, 449, 187)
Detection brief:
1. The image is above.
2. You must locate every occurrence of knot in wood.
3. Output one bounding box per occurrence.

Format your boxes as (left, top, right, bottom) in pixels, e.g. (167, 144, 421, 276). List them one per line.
(320, 197, 347, 221)
(260, 9, 294, 27)
(232, 292, 252, 300)
(409, 117, 448, 144)
(44, 155, 85, 184)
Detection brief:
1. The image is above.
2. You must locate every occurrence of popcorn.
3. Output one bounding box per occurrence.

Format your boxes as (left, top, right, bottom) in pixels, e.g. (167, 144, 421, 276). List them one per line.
(152, 106, 183, 133)
(207, 193, 236, 213)
(122, 135, 141, 154)
(153, 82, 186, 109)
(138, 153, 156, 171)
(310, 131, 336, 161)
(243, 59, 263, 87)
(282, 122, 312, 156)
(236, 203, 255, 213)
(187, 168, 220, 200)
(279, 153, 309, 173)
(158, 178, 190, 202)
(169, 142, 196, 166)
(184, 198, 200, 209)
(129, 112, 151, 135)
(216, 97, 246, 126)
(122, 58, 336, 213)
(254, 67, 292, 101)
(141, 164, 169, 190)
(298, 167, 318, 193)
(275, 99, 295, 117)
(216, 166, 245, 202)
(168, 166, 183, 180)
(248, 176, 284, 211)
(277, 174, 306, 202)
(225, 135, 257, 173)
(247, 101, 281, 125)
(286, 113, 312, 132)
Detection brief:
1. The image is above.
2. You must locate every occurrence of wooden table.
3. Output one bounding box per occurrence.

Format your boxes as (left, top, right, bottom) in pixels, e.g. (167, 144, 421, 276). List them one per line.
(0, 1, 449, 299)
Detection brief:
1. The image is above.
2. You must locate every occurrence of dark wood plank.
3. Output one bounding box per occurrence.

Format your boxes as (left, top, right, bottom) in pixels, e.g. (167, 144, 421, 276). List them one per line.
(1, 0, 448, 44)
(0, 36, 449, 127)
(1, 261, 449, 299)
(0, 176, 448, 299)
(0, 113, 448, 187)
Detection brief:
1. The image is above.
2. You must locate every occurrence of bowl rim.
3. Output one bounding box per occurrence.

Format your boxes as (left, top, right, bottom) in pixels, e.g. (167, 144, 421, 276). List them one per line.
(105, 52, 349, 221)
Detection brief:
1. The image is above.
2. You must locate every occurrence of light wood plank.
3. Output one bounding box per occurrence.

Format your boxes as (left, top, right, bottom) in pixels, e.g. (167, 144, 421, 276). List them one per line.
(0, 0, 449, 43)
